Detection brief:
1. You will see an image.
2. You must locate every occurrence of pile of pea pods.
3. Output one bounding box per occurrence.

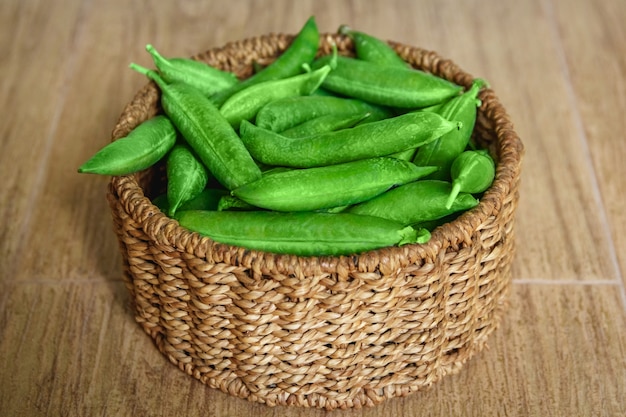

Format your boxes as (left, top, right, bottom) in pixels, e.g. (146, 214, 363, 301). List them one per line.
(78, 16, 496, 256)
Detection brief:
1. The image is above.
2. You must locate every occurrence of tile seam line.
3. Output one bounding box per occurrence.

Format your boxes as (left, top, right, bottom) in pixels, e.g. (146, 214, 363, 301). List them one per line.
(542, 0, 626, 310)
(8, 0, 95, 279)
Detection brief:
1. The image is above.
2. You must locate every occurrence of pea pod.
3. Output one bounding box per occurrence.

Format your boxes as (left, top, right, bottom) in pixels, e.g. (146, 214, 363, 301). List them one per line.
(78, 115, 176, 176)
(217, 195, 257, 211)
(175, 210, 422, 256)
(231, 157, 438, 212)
(219, 62, 333, 128)
(166, 143, 209, 216)
(255, 94, 393, 132)
(311, 55, 463, 108)
(413, 78, 487, 180)
(239, 111, 459, 168)
(347, 180, 479, 226)
(338, 25, 409, 68)
(445, 149, 495, 209)
(152, 188, 228, 213)
(210, 16, 320, 107)
(145, 44, 238, 97)
(280, 112, 371, 138)
(130, 63, 262, 190)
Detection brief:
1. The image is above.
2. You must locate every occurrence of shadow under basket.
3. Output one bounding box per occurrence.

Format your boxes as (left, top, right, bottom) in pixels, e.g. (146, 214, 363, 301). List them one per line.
(106, 32, 524, 410)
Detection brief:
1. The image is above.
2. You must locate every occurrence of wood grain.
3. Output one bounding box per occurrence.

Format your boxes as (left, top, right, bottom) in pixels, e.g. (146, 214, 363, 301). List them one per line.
(1, 0, 625, 416)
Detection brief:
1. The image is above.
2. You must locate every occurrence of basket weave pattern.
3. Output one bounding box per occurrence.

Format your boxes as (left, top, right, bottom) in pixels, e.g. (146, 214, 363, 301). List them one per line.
(106, 33, 523, 410)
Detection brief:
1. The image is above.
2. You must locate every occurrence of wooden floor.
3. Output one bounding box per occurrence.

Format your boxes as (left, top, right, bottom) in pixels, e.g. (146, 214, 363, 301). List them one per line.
(2, 0, 625, 415)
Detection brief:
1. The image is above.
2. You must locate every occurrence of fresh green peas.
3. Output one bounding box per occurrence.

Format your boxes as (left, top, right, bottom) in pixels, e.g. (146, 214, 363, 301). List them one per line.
(231, 157, 438, 212)
(338, 25, 409, 68)
(175, 210, 422, 256)
(145, 44, 239, 97)
(347, 180, 479, 226)
(166, 143, 209, 216)
(445, 149, 495, 209)
(78, 115, 177, 176)
(413, 78, 487, 180)
(239, 111, 459, 168)
(311, 55, 463, 108)
(218, 62, 333, 129)
(130, 63, 262, 190)
(255, 94, 393, 133)
(210, 16, 320, 107)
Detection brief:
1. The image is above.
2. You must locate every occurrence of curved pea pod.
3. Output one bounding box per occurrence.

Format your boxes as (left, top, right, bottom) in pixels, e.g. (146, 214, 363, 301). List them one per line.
(311, 55, 463, 108)
(255, 92, 393, 133)
(219, 62, 333, 129)
(130, 64, 261, 190)
(174, 210, 423, 256)
(280, 112, 372, 138)
(145, 44, 238, 97)
(239, 112, 459, 168)
(231, 157, 438, 212)
(347, 180, 479, 226)
(338, 25, 409, 68)
(445, 149, 495, 209)
(152, 188, 228, 213)
(210, 16, 320, 107)
(166, 143, 210, 216)
(78, 115, 176, 176)
(413, 78, 487, 180)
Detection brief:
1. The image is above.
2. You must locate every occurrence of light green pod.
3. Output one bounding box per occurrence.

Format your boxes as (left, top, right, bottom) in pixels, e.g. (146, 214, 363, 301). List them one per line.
(446, 149, 496, 209)
(239, 111, 459, 168)
(412, 78, 487, 180)
(338, 25, 409, 68)
(347, 180, 479, 226)
(231, 157, 438, 212)
(145, 44, 239, 97)
(78, 115, 177, 176)
(166, 143, 209, 216)
(255, 95, 393, 132)
(219, 62, 333, 129)
(175, 210, 422, 256)
(280, 112, 371, 138)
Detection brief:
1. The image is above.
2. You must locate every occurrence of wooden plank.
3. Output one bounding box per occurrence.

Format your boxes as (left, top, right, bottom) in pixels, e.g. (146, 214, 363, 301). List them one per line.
(549, 0, 626, 285)
(0, 0, 84, 280)
(1, 282, 624, 416)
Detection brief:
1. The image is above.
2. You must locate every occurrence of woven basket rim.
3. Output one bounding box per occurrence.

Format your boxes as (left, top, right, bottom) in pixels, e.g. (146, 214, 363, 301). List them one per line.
(108, 32, 524, 274)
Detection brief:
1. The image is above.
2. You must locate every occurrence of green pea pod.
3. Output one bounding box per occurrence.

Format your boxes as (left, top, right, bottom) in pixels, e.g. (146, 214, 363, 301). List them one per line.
(152, 188, 228, 213)
(145, 44, 239, 97)
(311, 55, 463, 108)
(130, 63, 261, 190)
(175, 210, 422, 256)
(166, 143, 210, 216)
(231, 157, 438, 212)
(338, 25, 409, 68)
(239, 112, 459, 168)
(445, 149, 495, 209)
(255, 94, 393, 132)
(413, 78, 487, 180)
(78, 115, 177, 176)
(280, 112, 371, 138)
(210, 16, 320, 107)
(219, 62, 333, 128)
(347, 180, 479, 226)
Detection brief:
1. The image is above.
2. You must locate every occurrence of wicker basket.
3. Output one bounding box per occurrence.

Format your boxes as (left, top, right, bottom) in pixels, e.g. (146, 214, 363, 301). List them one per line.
(106, 32, 523, 410)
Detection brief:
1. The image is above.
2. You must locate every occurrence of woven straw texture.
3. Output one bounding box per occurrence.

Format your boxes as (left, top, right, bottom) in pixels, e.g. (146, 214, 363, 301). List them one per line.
(106, 32, 523, 410)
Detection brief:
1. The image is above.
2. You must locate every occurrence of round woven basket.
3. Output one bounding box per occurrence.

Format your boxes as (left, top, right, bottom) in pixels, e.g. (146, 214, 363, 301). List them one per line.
(106, 32, 523, 410)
